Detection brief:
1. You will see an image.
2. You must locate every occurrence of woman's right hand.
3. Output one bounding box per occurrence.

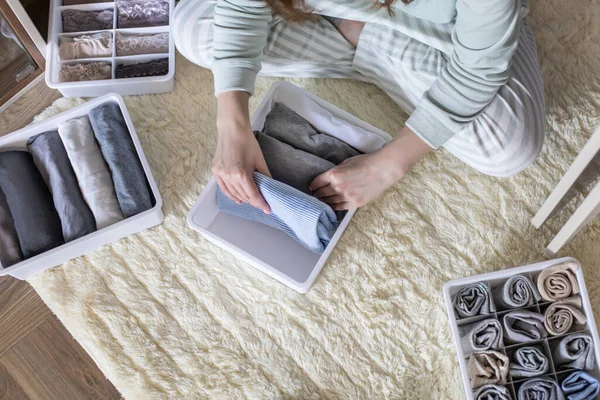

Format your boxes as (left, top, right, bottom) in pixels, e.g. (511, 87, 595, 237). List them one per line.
(213, 91, 271, 214)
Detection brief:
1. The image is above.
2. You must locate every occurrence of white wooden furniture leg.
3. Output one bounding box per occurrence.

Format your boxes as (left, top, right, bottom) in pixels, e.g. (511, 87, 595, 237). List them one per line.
(532, 125, 600, 228)
(546, 180, 600, 254)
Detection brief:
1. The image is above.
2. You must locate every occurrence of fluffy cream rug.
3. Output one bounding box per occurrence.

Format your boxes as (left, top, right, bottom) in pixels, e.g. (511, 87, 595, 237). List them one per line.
(27, 1, 600, 398)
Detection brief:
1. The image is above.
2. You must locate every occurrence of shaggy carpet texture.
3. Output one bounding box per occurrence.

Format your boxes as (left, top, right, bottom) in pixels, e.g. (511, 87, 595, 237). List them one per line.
(27, 1, 600, 399)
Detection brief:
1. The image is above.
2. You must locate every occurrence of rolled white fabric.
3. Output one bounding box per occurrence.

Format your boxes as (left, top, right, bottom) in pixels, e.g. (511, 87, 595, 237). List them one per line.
(58, 116, 124, 229)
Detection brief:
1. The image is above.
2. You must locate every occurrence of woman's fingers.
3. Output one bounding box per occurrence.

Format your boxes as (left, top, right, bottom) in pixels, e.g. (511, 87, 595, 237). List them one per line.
(313, 184, 337, 199)
(309, 171, 331, 192)
(240, 173, 271, 214)
(254, 155, 272, 178)
(216, 176, 243, 204)
(331, 202, 351, 211)
(320, 194, 345, 205)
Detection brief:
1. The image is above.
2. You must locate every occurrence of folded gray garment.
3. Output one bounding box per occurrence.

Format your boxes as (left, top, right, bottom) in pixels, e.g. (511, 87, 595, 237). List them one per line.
(0, 151, 64, 258)
(537, 262, 580, 302)
(115, 58, 169, 79)
(509, 346, 549, 379)
(27, 131, 97, 243)
(474, 384, 513, 400)
(58, 116, 124, 229)
(467, 350, 509, 390)
(459, 318, 503, 354)
(544, 296, 587, 336)
(517, 377, 565, 400)
(89, 102, 153, 218)
(256, 131, 336, 195)
(552, 332, 595, 370)
(493, 274, 541, 309)
(0, 187, 23, 267)
(62, 9, 114, 33)
(454, 282, 496, 319)
(263, 103, 361, 165)
(502, 311, 547, 344)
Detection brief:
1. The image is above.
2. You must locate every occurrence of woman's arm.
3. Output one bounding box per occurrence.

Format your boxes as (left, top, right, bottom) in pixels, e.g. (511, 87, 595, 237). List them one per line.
(406, 0, 521, 149)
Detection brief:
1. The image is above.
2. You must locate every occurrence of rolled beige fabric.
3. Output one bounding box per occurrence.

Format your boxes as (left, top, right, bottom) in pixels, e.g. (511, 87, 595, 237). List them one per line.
(59, 32, 112, 60)
(544, 296, 587, 336)
(467, 350, 509, 389)
(536, 262, 580, 302)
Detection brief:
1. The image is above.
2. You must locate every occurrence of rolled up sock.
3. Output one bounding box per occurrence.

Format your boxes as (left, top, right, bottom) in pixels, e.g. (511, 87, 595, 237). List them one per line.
(518, 378, 565, 400)
(474, 384, 513, 400)
(537, 262, 580, 302)
(0, 151, 64, 258)
(467, 350, 509, 390)
(553, 333, 595, 371)
(256, 131, 335, 195)
(459, 318, 503, 354)
(58, 116, 124, 229)
(117, 0, 169, 28)
(493, 274, 541, 309)
(115, 58, 169, 79)
(89, 102, 153, 218)
(502, 311, 547, 344)
(561, 371, 600, 400)
(27, 131, 96, 242)
(62, 9, 114, 33)
(0, 187, 23, 267)
(454, 282, 496, 319)
(59, 32, 112, 60)
(262, 103, 361, 165)
(544, 297, 587, 336)
(509, 346, 549, 379)
(218, 172, 338, 254)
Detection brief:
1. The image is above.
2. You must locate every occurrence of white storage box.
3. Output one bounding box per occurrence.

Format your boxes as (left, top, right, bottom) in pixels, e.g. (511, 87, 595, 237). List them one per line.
(45, 0, 175, 97)
(0, 93, 163, 280)
(187, 82, 392, 293)
(443, 257, 600, 399)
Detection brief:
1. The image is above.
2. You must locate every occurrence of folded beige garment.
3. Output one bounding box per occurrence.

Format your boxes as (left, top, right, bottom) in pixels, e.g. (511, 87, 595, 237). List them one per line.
(544, 296, 587, 336)
(536, 261, 580, 301)
(59, 32, 112, 60)
(58, 62, 112, 83)
(467, 350, 509, 390)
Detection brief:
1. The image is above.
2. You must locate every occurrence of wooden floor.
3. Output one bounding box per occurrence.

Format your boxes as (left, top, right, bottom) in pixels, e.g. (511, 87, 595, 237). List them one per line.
(0, 81, 121, 399)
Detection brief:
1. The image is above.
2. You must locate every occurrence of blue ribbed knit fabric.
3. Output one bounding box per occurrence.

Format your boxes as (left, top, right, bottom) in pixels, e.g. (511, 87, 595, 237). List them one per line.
(217, 172, 338, 254)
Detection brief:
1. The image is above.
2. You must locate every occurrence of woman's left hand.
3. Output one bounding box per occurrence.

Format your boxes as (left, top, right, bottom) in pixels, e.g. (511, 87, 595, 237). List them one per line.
(310, 126, 432, 210)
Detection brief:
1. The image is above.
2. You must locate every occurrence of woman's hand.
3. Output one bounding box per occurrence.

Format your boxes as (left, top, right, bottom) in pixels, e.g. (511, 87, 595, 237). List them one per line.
(213, 91, 271, 213)
(310, 126, 432, 210)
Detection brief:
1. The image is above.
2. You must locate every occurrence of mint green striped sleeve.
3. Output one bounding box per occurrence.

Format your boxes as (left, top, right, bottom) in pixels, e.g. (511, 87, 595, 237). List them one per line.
(405, 0, 521, 148)
(212, 0, 272, 96)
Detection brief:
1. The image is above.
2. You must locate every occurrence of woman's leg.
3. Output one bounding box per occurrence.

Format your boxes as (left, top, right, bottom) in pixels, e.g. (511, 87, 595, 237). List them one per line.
(353, 20, 546, 177)
(172, 0, 362, 80)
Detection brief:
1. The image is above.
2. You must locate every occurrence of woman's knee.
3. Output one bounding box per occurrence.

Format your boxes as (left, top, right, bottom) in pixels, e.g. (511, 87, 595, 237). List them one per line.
(172, 0, 215, 69)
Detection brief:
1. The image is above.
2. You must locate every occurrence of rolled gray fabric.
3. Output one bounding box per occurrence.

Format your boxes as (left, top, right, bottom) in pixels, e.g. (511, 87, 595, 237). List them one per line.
(459, 318, 503, 354)
(454, 282, 496, 319)
(537, 262, 580, 302)
(467, 350, 509, 389)
(493, 274, 541, 309)
(89, 102, 153, 218)
(509, 346, 549, 379)
(503, 311, 547, 344)
(474, 384, 513, 400)
(552, 332, 595, 371)
(58, 116, 124, 229)
(262, 102, 361, 165)
(27, 131, 96, 242)
(517, 377, 565, 400)
(561, 370, 600, 400)
(0, 151, 64, 258)
(0, 187, 22, 267)
(544, 296, 587, 336)
(256, 131, 335, 195)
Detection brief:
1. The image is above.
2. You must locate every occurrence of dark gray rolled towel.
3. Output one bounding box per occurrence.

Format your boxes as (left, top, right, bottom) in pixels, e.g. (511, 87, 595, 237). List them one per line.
(263, 102, 361, 165)
(256, 131, 336, 195)
(0, 151, 64, 258)
(493, 274, 541, 309)
(552, 332, 595, 371)
(502, 310, 547, 344)
(509, 346, 549, 379)
(453, 282, 496, 319)
(88, 102, 153, 218)
(459, 318, 503, 354)
(517, 377, 565, 400)
(0, 187, 23, 267)
(473, 384, 513, 400)
(27, 131, 96, 242)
